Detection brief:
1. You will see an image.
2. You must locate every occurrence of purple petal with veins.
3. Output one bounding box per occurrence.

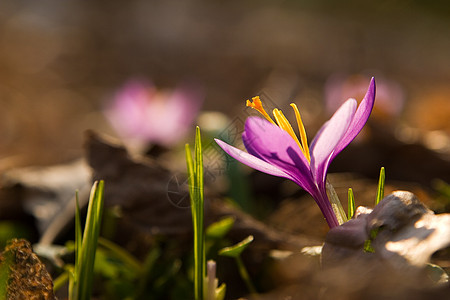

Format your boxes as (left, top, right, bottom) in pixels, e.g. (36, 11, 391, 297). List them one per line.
(332, 78, 376, 160)
(310, 99, 357, 190)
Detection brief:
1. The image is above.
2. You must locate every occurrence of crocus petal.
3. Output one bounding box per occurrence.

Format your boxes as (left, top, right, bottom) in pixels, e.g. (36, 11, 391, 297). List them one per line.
(331, 77, 376, 160)
(243, 117, 310, 168)
(214, 138, 294, 180)
(310, 99, 357, 187)
(242, 131, 259, 158)
(242, 117, 317, 194)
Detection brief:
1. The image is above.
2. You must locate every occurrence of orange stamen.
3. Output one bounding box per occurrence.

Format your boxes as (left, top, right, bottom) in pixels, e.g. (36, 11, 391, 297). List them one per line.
(290, 103, 311, 162)
(246, 96, 276, 125)
(246, 97, 311, 163)
(272, 108, 304, 152)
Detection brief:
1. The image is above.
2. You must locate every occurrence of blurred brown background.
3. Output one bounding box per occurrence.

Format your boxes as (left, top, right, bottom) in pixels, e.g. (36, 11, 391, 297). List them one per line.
(0, 0, 449, 168)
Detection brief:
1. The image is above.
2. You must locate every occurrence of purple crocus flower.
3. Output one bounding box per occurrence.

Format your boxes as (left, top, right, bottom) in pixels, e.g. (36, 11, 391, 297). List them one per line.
(215, 78, 375, 228)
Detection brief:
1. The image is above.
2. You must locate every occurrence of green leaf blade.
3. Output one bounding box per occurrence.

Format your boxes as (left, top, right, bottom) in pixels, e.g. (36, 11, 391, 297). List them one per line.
(348, 188, 355, 219)
(375, 167, 385, 206)
(76, 180, 105, 300)
(206, 217, 235, 240)
(187, 127, 206, 300)
(218, 235, 254, 258)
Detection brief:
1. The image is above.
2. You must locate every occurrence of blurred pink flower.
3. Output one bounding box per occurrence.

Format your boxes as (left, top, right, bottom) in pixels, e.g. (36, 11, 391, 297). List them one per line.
(105, 80, 203, 147)
(325, 74, 404, 119)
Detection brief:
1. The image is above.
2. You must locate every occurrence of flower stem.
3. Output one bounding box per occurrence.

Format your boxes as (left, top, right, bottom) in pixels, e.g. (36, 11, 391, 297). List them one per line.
(235, 256, 257, 295)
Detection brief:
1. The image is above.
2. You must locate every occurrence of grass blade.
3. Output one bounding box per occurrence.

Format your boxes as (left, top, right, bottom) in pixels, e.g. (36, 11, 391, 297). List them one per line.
(186, 127, 205, 300)
(326, 181, 347, 225)
(135, 247, 161, 299)
(77, 180, 105, 300)
(375, 167, 385, 206)
(215, 283, 226, 300)
(348, 188, 355, 219)
(53, 271, 70, 293)
(75, 192, 82, 267)
(185, 143, 195, 202)
(219, 236, 256, 295)
(194, 126, 205, 298)
(218, 235, 254, 258)
(97, 237, 141, 273)
(206, 217, 235, 240)
(69, 192, 83, 300)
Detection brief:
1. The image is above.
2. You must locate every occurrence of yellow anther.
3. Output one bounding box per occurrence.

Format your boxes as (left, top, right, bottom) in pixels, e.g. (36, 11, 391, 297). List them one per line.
(290, 103, 311, 162)
(272, 109, 304, 152)
(246, 97, 311, 163)
(246, 96, 276, 125)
